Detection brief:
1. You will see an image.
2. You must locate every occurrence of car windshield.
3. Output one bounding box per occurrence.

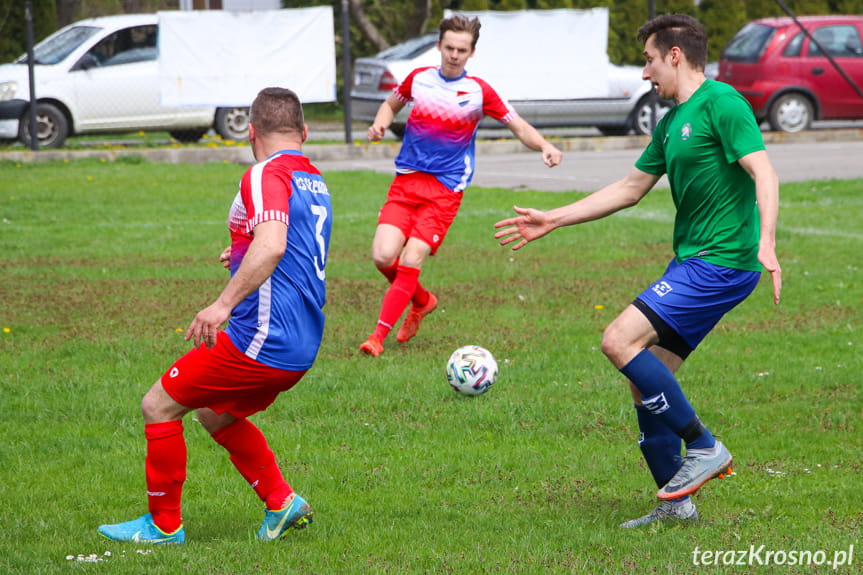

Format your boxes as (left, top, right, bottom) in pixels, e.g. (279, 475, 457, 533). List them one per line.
(16, 25, 101, 65)
(722, 23, 776, 63)
(376, 34, 437, 61)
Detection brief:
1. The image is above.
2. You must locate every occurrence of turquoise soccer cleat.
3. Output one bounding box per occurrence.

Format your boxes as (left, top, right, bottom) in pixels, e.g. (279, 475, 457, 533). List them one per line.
(98, 513, 185, 545)
(257, 493, 314, 542)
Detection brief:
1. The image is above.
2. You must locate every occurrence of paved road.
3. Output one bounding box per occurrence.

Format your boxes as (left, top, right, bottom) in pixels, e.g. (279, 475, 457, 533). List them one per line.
(313, 135, 863, 192)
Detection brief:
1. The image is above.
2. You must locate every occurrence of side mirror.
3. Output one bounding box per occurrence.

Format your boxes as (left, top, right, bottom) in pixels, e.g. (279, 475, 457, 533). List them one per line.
(75, 53, 100, 71)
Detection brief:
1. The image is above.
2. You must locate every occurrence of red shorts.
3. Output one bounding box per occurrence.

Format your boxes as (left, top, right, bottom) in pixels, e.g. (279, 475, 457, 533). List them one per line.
(161, 331, 307, 418)
(378, 171, 462, 255)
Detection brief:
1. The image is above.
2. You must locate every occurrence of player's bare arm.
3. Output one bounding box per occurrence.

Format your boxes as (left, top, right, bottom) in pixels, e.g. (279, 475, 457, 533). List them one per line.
(368, 93, 406, 142)
(186, 220, 288, 348)
(494, 167, 659, 250)
(506, 116, 562, 167)
(738, 149, 782, 304)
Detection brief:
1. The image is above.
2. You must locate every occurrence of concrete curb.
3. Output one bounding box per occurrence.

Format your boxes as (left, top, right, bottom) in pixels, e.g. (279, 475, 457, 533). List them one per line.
(2, 128, 861, 165)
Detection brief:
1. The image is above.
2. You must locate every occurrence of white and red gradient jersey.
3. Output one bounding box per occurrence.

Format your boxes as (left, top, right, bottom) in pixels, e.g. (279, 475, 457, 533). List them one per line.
(394, 66, 516, 192)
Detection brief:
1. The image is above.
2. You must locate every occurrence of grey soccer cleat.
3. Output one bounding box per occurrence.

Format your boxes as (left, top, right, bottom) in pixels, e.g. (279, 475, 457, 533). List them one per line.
(657, 441, 734, 500)
(619, 499, 698, 528)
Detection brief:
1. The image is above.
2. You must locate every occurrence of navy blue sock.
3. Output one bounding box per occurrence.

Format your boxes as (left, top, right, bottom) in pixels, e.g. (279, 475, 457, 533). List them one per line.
(635, 405, 683, 488)
(620, 349, 715, 450)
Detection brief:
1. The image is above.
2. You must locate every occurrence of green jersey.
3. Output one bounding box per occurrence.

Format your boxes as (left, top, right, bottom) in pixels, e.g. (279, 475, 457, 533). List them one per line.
(635, 79, 765, 271)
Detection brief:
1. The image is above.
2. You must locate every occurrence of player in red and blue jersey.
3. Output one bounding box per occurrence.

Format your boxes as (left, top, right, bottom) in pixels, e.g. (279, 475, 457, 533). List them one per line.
(98, 88, 331, 544)
(359, 13, 563, 357)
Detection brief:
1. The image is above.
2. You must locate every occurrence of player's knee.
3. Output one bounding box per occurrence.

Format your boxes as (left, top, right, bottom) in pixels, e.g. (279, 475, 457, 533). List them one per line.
(372, 251, 397, 270)
(600, 326, 624, 365)
(141, 382, 185, 424)
(196, 408, 235, 435)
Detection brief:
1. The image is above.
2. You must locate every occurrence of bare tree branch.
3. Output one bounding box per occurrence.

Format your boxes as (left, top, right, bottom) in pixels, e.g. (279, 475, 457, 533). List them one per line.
(348, 0, 390, 52)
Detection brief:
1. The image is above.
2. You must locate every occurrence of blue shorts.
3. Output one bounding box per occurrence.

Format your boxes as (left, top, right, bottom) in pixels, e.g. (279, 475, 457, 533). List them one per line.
(635, 258, 761, 355)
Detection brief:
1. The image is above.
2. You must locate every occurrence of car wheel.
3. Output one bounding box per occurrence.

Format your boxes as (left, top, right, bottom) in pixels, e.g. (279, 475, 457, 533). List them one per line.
(632, 96, 672, 136)
(18, 103, 69, 148)
(215, 107, 250, 141)
(169, 129, 208, 143)
(768, 93, 812, 133)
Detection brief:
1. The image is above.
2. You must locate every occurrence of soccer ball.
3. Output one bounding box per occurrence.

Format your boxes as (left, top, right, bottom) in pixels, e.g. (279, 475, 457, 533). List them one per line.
(445, 345, 498, 396)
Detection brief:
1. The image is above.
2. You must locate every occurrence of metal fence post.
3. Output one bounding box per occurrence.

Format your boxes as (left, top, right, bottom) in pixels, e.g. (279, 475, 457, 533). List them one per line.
(25, 1, 39, 151)
(342, 0, 352, 144)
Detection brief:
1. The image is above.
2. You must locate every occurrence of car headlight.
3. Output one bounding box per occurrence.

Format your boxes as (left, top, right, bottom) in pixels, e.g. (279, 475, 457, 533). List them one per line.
(0, 81, 19, 101)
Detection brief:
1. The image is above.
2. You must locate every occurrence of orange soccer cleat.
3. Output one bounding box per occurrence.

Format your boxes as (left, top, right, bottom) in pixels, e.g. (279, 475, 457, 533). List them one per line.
(396, 292, 438, 343)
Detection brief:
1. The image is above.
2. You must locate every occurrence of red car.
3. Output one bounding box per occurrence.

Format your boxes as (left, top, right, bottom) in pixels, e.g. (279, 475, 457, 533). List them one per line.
(718, 15, 863, 132)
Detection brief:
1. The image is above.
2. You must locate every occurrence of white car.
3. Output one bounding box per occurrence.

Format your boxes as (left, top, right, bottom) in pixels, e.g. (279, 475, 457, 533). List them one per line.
(350, 33, 672, 138)
(0, 14, 250, 148)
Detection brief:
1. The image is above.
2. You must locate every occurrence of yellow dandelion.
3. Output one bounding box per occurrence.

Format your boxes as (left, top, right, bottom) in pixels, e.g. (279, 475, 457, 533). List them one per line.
(3, 327, 10, 333)
(87, 176, 93, 181)
(138, 131, 146, 136)
(594, 304, 604, 310)
(100, 158, 106, 162)
(64, 158, 69, 163)
(9, 196, 14, 200)
(175, 328, 183, 333)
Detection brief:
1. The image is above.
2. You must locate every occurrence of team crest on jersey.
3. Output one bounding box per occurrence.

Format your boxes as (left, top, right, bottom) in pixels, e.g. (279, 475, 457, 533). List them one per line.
(169, 367, 179, 378)
(456, 89, 472, 108)
(680, 123, 693, 140)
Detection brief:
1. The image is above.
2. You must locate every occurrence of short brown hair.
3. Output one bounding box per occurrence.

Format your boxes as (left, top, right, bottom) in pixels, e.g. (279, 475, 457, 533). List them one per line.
(637, 14, 707, 71)
(249, 87, 304, 136)
(439, 13, 481, 48)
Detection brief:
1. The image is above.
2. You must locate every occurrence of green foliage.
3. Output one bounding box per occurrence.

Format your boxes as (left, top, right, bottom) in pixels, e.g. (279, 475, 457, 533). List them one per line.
(489, 0, 528, 9)
(0, 0, 57, 64)
(460, 0, 491, 10)
(0, 158, 860, 573)
(700, 0, 748, 62)
(533, 0, 573, 8)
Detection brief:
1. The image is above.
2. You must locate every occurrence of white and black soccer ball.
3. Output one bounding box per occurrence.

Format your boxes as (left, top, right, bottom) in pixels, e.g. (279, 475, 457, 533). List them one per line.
(445, 345, 498, 396)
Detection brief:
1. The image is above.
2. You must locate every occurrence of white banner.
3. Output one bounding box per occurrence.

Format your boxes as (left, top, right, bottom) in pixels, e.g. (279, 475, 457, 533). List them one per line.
(158, 7, 336, 106)
(449, 9, 610, 100)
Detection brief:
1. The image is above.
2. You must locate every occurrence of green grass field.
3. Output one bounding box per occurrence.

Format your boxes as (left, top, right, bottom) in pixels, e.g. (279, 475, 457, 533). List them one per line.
(1, 159, 860, 574)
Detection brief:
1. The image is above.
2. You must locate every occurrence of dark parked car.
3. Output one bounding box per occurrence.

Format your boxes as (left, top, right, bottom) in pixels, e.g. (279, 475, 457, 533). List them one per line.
(718, 15, 863, 132)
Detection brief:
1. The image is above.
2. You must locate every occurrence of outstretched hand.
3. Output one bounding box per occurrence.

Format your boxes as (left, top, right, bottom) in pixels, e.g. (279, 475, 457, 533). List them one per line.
(758, 247, 782, 305)
(493, 206, 556, 251)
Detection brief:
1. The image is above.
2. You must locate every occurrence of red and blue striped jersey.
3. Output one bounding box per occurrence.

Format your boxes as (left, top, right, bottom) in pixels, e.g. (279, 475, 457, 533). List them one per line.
(225, 150, 331, 370)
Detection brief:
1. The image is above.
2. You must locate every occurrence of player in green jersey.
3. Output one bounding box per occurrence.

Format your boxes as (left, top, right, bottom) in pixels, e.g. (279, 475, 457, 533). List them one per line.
(494, 14, 781, 527)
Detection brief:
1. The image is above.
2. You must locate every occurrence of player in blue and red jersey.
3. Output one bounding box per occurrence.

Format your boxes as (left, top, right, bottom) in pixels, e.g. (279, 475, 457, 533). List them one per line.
(358, 14, 563, 357)
(98, 87, 331, 544)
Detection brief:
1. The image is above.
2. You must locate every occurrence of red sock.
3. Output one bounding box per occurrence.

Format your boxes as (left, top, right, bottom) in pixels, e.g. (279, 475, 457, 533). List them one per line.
(373, 265, 420, 341)
(378, 259, 428, 308)
(378, 260, 399, 283)
(211, 418, 293, 511)
(145, 421, 186, 533)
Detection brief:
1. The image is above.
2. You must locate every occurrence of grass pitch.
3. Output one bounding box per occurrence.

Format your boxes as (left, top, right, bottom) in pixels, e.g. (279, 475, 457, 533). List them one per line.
(0, 159, 860, 574)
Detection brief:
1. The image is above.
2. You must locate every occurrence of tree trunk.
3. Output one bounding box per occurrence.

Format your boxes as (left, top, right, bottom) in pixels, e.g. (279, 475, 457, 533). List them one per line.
(56, 0, 81, 28)
(348, 0, 390, 51)
(406, 0, 432, 38)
